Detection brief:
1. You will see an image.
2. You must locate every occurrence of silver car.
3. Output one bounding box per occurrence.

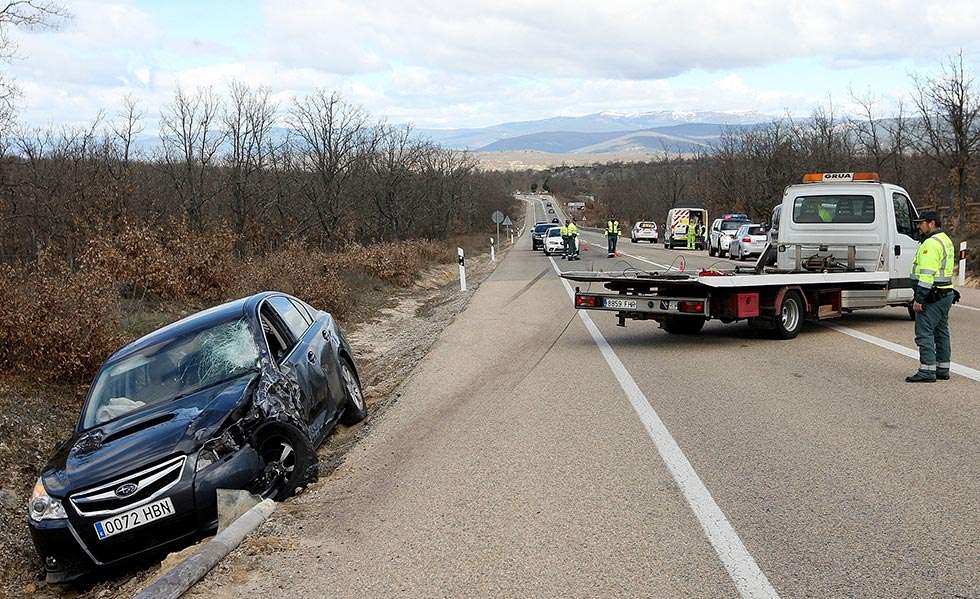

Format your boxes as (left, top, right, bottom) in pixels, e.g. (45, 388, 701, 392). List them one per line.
(728, 223, 768, 261)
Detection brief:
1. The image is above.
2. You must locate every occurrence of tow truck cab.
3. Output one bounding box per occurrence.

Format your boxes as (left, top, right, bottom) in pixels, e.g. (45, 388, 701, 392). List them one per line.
(775, 172, 920, 306)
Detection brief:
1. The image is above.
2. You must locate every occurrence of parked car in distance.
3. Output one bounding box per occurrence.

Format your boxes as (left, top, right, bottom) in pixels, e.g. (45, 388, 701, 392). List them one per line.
(543, 226, 564, 255)
(708, 213, 750, 257)
(27, 292, 366, 583)
(728, 223, 769, 260)
(531, 222, 552, 250)
(631, 221, 658, 243)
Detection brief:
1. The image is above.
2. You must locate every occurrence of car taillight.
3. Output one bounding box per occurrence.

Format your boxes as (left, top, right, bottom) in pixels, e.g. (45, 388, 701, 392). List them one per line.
(678, 300, 704, 313)
(575, 294, 600, 307)
(742, 236, 751, 243)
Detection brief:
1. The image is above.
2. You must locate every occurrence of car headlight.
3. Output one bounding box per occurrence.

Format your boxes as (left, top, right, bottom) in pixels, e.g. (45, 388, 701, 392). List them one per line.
(29, 477, 67, 521)
(195, 429, 241, 472)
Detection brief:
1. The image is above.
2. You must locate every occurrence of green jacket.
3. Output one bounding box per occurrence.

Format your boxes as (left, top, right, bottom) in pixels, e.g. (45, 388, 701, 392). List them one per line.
(606, 220, 620, 235)
(911, 230, 954, 302)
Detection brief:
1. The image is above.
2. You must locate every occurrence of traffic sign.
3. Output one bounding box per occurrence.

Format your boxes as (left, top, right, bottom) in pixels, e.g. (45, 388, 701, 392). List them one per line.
(502, 216, 512, 226)
(491, 210, 505, 224)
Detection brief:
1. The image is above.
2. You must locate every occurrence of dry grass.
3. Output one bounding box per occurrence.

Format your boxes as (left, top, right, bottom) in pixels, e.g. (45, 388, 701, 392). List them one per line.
(0, 224, 458, 385)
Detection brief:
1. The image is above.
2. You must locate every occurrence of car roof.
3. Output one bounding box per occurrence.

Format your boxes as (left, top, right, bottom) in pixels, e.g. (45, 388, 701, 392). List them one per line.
(105, 292, 276, 363)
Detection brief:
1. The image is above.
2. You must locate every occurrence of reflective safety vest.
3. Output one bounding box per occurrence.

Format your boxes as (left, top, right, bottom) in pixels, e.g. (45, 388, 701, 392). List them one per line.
(912, 230, 955, 290)
(567, 223, 578, 236)
(606, 220, 620, 235)
(559, 224, 568, 236)
(817, 205, 833, 222)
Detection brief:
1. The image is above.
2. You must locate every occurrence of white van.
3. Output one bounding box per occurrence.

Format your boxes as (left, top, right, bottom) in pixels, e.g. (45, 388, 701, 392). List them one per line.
(664, 208, 708, 249)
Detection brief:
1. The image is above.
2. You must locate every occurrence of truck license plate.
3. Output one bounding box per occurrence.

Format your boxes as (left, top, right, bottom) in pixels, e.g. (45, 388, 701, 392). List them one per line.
(94, 497, 174, 540)
(604, 298, 637, 310)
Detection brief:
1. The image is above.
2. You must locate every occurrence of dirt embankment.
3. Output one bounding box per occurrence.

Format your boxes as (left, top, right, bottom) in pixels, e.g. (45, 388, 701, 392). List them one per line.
(0, 240, 506, 599)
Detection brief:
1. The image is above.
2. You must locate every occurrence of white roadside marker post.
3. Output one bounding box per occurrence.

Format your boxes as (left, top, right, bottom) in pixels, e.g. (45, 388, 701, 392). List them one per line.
(960, 241, 967, 286)
(458, 247, 466, 292)
(490, 237, 496, 263)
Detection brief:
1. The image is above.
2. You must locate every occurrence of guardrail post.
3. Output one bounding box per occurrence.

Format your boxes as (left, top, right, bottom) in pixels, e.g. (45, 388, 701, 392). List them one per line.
(458, 247, 466, 291)
(960, 241, 967, 286)
(490, 237, 495, 263)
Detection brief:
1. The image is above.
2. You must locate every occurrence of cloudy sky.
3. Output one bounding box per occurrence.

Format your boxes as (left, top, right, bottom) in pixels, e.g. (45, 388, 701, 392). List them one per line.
(6, 0, 980, 130)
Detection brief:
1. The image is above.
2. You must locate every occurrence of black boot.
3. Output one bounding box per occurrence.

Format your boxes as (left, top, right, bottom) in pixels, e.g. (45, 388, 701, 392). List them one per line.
(905, 371, 937, 383)
(937, 369, 950, 381)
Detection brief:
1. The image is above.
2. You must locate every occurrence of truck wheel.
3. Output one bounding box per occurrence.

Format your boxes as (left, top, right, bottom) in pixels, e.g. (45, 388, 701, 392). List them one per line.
(774, 291, 804, 339)
(662, 316, 706, 335)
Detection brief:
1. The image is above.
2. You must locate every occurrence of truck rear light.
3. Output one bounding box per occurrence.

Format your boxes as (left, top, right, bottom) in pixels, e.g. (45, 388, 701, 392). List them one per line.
(678, 301, 704, 314)
(575, 294, 600, 307)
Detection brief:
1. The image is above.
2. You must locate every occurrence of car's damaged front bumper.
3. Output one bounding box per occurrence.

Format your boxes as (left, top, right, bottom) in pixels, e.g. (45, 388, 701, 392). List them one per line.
(30, 444, 266, 583)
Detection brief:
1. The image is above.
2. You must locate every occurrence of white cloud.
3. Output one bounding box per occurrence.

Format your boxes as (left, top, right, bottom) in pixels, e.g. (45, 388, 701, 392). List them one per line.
(260, 0, 980, 79)
(3, 0, 980, 130)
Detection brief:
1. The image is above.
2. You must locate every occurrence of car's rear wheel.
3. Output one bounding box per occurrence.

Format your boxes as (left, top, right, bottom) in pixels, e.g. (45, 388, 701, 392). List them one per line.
(255, 426, 311, 501)
(662, 316, 705, 335)
(339, 358, 367, 425)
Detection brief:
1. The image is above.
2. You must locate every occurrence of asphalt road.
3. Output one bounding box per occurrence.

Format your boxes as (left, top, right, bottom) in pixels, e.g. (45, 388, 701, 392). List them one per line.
(197, 195, 979, 598)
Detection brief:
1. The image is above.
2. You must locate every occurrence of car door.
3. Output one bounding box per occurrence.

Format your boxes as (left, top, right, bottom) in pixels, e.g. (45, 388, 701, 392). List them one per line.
(888, 192, 919, 302)
(263, 296, 333, 430)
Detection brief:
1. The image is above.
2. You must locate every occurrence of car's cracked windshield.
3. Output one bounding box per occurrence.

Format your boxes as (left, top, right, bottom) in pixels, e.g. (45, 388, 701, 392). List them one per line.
(82, 318, 260, 428)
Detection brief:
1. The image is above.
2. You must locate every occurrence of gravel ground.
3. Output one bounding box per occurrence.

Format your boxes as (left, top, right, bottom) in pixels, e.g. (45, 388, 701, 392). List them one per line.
(0, 248, 501, 599)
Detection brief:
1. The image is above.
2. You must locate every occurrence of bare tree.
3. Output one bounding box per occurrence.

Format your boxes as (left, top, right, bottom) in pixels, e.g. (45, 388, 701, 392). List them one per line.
(912, 51, 980, 228)
(223, 81, 278, 252)
(288, 90, 374, 244)
(158, 87, 227, 225)
(0, 1, 69, 129)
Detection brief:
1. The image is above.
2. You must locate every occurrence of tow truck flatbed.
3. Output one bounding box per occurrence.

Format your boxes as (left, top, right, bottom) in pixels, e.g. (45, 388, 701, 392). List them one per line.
(560, 269, 890, 288)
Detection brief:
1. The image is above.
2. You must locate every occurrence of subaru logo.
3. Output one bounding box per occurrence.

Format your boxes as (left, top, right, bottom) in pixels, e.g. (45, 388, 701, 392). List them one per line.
(115, 482, 138, 498)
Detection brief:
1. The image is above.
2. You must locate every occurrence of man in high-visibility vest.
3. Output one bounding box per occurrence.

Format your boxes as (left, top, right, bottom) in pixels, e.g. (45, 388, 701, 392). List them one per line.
(906, 211, 958, 383)
(686, 218, 698, 250)
(559, 220, 570, 259)
(606, 218, 620, 257)
(566, 219, 579, 260)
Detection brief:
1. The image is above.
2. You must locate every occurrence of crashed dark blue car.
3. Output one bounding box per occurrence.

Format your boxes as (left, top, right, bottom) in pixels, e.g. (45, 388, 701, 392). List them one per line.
(27, 292, 366, 583)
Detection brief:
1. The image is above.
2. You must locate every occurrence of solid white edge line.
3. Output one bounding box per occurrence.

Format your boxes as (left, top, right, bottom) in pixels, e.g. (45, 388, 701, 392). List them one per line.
(954, 303, 980, 312)
(823, 322, 980, 382)
(549, 256, 779, 599)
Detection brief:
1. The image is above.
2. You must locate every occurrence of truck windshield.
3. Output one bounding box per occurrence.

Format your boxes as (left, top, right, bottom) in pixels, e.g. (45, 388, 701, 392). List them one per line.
(82, 318, 260, 428)
(793, 195, 875, 224)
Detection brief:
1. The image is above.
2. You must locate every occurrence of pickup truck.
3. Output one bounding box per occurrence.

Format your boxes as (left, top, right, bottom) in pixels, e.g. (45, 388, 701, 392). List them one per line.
(563, 172, 922, 339)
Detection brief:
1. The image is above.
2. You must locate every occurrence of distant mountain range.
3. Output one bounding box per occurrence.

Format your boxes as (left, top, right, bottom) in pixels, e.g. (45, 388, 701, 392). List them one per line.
(417, 111, 773, 153)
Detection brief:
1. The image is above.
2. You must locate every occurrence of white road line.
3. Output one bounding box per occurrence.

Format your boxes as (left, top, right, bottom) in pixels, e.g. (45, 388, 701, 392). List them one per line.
(548, 256, 779, 599)
(954, 303, 980, 313)
(824, 322, 980, 382)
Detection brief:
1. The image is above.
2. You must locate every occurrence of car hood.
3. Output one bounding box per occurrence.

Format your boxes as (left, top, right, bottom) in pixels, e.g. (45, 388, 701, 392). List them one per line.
(41, 372, 259, 497)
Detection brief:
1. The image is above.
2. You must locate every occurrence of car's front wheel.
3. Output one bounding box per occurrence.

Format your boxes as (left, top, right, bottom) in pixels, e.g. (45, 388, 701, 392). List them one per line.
(254, 425, 313, 501)
(339, 358, 367, 425)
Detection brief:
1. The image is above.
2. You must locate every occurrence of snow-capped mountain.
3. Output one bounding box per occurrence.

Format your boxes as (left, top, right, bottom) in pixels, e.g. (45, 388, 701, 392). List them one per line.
(416, 110, 772, 151)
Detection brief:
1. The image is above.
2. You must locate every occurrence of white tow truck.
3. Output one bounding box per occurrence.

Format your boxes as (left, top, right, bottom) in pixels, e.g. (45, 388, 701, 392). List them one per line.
(563, 172, 922, 339)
